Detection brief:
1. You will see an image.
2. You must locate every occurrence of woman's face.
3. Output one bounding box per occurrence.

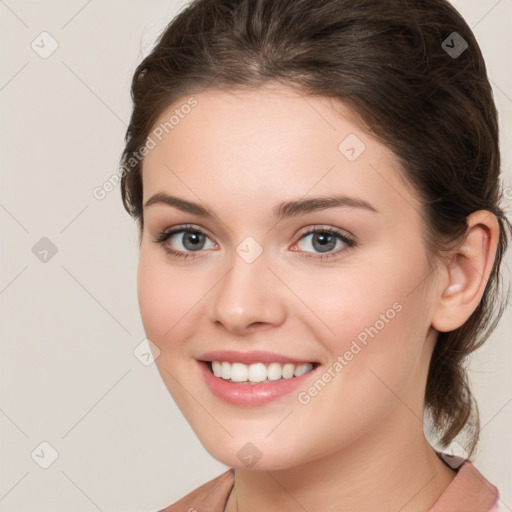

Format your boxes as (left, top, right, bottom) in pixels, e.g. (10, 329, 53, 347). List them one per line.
(137, 85, 441, 470)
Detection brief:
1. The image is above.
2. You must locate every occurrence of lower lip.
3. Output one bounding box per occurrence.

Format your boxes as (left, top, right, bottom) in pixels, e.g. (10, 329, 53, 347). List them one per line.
(198, 361, 320, 406)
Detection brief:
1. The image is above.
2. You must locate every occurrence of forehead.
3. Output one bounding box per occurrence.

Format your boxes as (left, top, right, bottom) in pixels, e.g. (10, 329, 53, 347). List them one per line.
(141, 86, 420, 221)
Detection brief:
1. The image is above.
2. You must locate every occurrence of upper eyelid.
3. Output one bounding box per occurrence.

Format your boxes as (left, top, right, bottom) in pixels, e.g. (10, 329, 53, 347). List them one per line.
(163, 224, 216, 241)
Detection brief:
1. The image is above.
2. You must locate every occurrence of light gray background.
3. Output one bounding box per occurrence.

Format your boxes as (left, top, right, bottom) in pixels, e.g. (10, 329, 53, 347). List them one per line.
(0, 0, 511, 510)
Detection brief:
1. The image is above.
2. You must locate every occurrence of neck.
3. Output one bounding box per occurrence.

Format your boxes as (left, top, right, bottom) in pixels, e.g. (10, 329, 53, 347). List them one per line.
(225, 414, 456, 512)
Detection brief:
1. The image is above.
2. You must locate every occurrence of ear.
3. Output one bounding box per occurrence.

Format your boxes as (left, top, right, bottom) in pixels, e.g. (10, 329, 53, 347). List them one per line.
(431, 210, 500, 333)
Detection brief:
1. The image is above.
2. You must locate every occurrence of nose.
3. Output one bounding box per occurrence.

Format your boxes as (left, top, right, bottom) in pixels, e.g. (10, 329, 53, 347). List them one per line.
(210, 248, 287, 335)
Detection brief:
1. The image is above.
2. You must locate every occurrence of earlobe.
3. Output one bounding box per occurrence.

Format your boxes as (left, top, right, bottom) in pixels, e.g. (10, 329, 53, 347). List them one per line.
(431, 210, 499, 333)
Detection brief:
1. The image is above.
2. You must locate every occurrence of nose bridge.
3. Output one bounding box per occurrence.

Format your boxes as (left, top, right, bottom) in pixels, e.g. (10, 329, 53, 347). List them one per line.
(211, 238, 285, 331)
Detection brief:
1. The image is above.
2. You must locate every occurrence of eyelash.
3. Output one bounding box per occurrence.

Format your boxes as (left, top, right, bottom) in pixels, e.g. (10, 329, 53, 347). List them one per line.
(152, 224, 356, 261)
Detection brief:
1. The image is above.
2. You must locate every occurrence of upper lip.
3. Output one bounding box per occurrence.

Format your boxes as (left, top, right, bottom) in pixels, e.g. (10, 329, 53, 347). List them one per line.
(197, 350, 318, 365)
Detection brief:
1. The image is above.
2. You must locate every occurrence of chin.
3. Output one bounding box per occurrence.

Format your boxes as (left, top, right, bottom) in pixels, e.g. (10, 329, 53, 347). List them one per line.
(197, 435, 316, 472)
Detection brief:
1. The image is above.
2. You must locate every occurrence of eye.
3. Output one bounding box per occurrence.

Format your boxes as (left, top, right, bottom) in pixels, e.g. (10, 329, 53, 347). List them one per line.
(152, 224, 216, 259)
(152, 224, 356, 261)
(291, 226, 356, 260)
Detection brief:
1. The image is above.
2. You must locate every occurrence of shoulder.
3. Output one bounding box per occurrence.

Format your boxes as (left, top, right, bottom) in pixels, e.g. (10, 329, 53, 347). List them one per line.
(430, 455, 500, 512)
(157, 468, 235, 512)
(490, 502, 510, 512)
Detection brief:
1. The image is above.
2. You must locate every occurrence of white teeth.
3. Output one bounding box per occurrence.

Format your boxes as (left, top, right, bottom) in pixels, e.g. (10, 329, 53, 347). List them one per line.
(212, 361, 222, 377)
(248, 362, 267, 382)
(230, 362, 248, 382)
(294, 363, 312, 377)
(267, 362, 282, 381)
(282, 363, 295, 379)
(208, 361, 314, 383)
(221, 361, 231, 380)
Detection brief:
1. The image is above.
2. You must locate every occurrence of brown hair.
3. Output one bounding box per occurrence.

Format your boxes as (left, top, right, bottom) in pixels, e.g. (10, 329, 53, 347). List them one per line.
(120, 0, 511, 457)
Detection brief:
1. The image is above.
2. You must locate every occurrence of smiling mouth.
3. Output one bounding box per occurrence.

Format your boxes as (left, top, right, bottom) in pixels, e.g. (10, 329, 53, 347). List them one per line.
(203, 360, 320, 384)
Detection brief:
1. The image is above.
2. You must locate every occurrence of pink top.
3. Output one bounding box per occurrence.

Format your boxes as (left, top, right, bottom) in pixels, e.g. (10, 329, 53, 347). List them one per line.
(160, 455, 501, 512)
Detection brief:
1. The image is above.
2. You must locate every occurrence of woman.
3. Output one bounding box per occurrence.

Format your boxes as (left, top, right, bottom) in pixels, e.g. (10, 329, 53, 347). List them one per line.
(120, 0, 511, 510)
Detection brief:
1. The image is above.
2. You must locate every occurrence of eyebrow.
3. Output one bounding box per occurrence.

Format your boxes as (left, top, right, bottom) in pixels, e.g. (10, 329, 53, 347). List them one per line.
(143, 192, 379, 219)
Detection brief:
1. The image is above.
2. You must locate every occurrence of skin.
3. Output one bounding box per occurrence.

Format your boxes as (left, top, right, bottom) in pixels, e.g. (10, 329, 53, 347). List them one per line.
(136, 84, 499, 512)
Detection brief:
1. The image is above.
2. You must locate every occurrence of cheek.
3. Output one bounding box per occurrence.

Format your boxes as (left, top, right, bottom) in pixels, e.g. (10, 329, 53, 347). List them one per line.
(295, 242, 430, 389)
(136, 251, 205, 409)
(137, 254, 167, 341)
(136, 249, 200, 348)
(292, 265, 415, 349)
(288, 283, 427, 462)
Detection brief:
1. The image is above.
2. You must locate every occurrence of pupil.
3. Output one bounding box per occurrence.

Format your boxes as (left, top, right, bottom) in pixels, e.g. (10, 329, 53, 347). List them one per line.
(183, 231, 203, 250)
